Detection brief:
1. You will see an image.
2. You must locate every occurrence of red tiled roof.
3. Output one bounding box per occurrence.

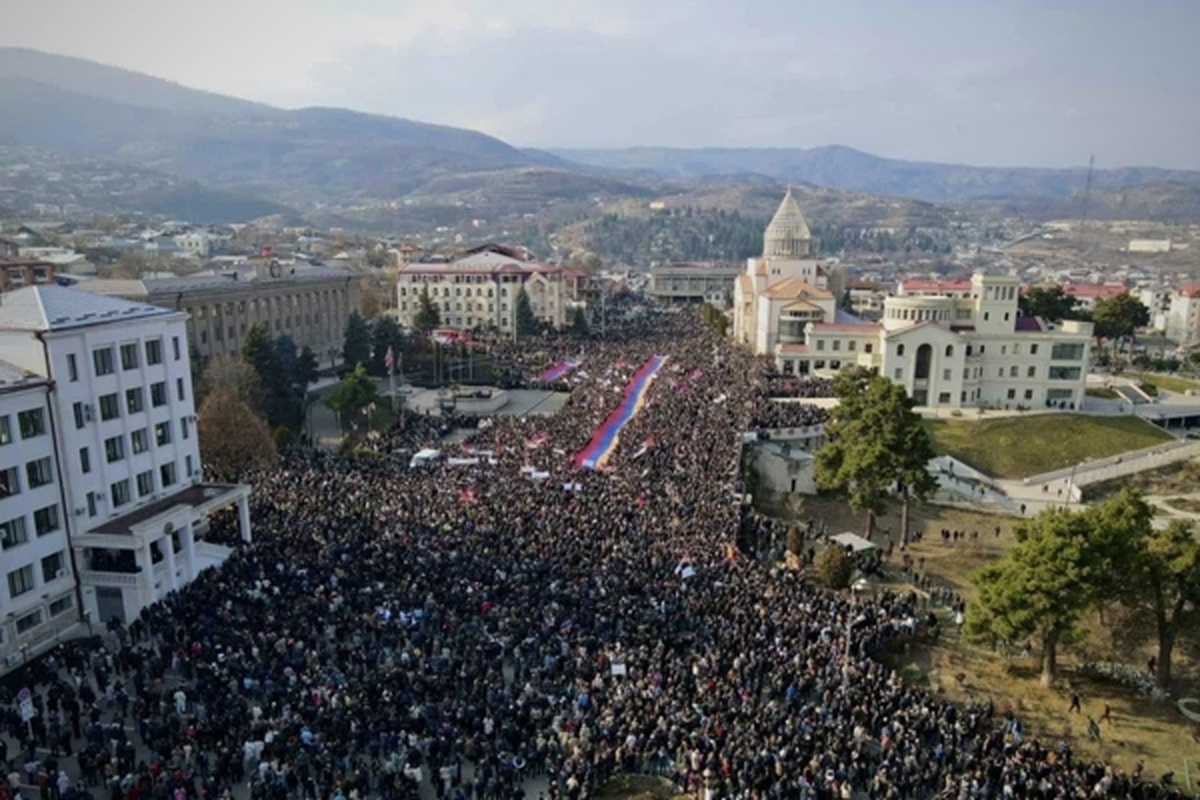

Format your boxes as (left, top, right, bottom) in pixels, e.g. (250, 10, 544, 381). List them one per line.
(779, 343, 809, 354)
(1179, 283, 1200, 299)
(1062, 283, 1126, 298)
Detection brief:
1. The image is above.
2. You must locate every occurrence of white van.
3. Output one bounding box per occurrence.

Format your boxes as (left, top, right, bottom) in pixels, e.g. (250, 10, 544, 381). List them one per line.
(409, 449, 443, 469)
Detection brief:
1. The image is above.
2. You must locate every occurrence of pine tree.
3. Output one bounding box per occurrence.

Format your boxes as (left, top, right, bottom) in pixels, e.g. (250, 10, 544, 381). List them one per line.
(342, 312, 372, 370)
(413, 286, 441, 334)
(514, 288, 538, 337)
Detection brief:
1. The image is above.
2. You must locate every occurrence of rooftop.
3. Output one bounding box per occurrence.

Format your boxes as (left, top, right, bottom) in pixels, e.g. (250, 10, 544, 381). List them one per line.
(90, 483, 245, 535)
(0, 285, 175, 333)
(0, 359, 45, 394)
(762, 278, 833, 301)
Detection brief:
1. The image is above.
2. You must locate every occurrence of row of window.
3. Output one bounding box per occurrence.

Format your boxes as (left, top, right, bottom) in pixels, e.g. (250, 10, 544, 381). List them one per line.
(192, 290, 343, 320)
(0, 408, 47, 444)
(0, 457, 55, 499)
(197, 313, 333, 345)
(72, 381, 183, 428)
(77, 337, 179, 380)
(95, 420, 186, 467)
(84, 458, 188, 516)
(5, 550, 68, 599)
(0, 504, 62, 549)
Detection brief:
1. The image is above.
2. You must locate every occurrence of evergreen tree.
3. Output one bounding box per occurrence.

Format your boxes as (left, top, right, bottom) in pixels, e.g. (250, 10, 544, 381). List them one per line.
(326, 363, 380, 433)
(342, 312, 372, 369)
(371, 315, 403, 376)
(514, 288, 538, 337)
(568, 306, 589, 337)
(297, 345, 320, 388)
(814, 367, 937, 538)
(413, 286, 441, 334)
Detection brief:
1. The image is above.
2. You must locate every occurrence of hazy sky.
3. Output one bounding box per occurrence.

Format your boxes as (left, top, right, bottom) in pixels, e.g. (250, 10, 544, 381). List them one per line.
(4, 0, 1198, 169)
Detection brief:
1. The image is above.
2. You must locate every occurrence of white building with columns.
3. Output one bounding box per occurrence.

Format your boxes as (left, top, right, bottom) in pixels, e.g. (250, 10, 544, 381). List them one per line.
(0, 286, 252, 636)
(734, 193, 1094, 410)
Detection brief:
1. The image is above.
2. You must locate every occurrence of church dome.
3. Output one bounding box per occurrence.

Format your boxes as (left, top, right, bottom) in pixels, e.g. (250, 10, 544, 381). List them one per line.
(763, 188, 812, 258)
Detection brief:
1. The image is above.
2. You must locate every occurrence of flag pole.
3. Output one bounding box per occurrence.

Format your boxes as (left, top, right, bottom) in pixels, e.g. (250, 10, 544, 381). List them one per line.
(387, 347, 396, 414)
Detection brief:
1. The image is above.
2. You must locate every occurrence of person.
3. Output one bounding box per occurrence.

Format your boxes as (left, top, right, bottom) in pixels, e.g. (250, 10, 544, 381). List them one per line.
(1070, 691, 1082, 713)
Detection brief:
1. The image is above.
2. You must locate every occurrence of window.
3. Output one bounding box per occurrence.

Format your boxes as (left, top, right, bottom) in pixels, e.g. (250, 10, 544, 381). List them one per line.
(131, 428, 149, 455)
(1031, 344, 1039, 355)
(1051, 343, 1086, 361)
(1013, 343, 1022, 355)
(98, 393, 120, 421)
(15, 610, 41, 634)
(160, 462, 177, 488)
(40, 551, 64, 582)
(864, 343, 873, 354)
(120, 343, 139, 371)
(154, 421, 172, 447)
(0, 466, 18, 498)
(1048, 388, 1074, 401)
(150, 382, 167, 407)
(1007, 389, 1016, 400)
(1009, 366, 1018, 378)
(1001, 345, 1007, 355)
(49, 595, 73, 617)
(67, 354, 78, 382)
(17, 408, 45, 439)
(938, 392, 951, 404)
(1024, 389, 1034, 400)
(893, 368, 903, 380)
(896, 344, 905, 356)
(86, 492, 97, 518)
(1048, 366, 1082, 381)
(816, 339, 825, 351)
(93, 347, 115, 376)
(136, 470, 154, 498)
(1027, 366, 1036, 378)
(6, 564, 34, 597)
(0, 416, 9, 445)
(145, 338, 163, 365)
(848, 340, 856, 351)
(73, 402, 85, 430)
(984, 312, 990, 321)
(104, 435, 125, 464)
(126, 387, 144, 414)
(180, 418, 190, 440)
(33, 504, 59, 536)
(172, 336, 181, 361)
(110, 479, 131, 508)
(943, 369, 952, 381)
(185, 455, 194, 478)
(25, 458, 52, 489)
(945, 345, 953, 357)
(1, 516, 28, 550)
(832, 340, 841, 351)
(176, 378, 185, 402)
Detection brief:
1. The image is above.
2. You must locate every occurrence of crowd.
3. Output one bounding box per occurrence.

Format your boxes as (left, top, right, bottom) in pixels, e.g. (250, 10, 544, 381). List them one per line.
(0, 310, 1188, 800)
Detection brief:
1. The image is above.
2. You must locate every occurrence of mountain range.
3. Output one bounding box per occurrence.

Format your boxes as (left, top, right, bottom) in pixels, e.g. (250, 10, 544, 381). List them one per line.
(0, 47, 1198, 226)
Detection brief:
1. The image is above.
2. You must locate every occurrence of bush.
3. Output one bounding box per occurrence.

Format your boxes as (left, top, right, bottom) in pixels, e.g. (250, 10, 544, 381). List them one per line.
(815, 546, 854, 590)
(786, 527, 804, 557)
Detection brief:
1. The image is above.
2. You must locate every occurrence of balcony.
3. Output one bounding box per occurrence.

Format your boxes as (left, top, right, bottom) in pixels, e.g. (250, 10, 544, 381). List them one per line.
(78, 570, 142, 588)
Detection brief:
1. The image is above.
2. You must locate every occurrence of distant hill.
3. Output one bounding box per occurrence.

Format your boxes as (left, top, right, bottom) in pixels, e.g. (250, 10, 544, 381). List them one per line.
(0, 48, 554, 210)
(964, 181, 1200, 224)
(552, 145, 1200, 206)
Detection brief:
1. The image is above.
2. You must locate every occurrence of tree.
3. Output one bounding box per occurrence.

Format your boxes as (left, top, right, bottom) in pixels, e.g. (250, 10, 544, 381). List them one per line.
(1105, 500, 1200, 688)
(370, 315, 403, 376)
(568, 306, 589, 337)
(325, 363, 380, 433)
(413, 286, 441, 334)
(814, 367, 937, 538)
(966, 509, 1100, 686)
(241, 325, 279, 416)
(198, 384, 277, 480)
(1092, 292, 1150, 342)
(1019, 285, 1081, 322)
(342, 312, 372, 370)
(199, 354, 264, 412)
(514, 288, 538, 337)
(815, 546, 854, 590)
(297, 345, 320, 389)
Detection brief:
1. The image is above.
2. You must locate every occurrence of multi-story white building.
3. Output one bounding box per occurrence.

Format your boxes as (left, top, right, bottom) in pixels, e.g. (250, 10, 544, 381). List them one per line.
(396, 244, 568, 332)
(0, 286, 252, 640)
(1166, 284, 1200, 346)
(735, 194, 1094, 410)
(0, 364, 79, 667)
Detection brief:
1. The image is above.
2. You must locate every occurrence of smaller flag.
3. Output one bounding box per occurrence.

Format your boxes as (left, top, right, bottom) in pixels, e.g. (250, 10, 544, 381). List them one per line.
(459, 488, 476, 505)
(384, 346, 395, 374)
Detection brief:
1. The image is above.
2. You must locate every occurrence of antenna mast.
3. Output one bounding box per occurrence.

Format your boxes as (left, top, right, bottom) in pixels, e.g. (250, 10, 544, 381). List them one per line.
(1078, 155, 1095, 248)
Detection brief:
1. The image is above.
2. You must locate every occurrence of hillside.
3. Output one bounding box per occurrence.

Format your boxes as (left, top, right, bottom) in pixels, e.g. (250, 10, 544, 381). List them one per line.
(0, 48, 551, 210)
(553, 145, 1200, 207)
(964, 181, 1200, 225)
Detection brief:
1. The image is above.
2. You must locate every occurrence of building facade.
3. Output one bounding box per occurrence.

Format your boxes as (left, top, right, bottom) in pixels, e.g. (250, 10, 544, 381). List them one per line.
(0, 257, 56, 292)
(647, 262, 742, 306)
(396, 244, 568, 332)
(0, 286, 252, 645)
(77, 263, 361, 367)
(735, 193, 1093, 410)
(0, 367, 78, 667)
(1166, 284, 1200, 345)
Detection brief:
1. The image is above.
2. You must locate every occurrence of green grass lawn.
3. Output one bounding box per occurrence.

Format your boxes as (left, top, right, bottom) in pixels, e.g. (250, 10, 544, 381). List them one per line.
(923, 413, 1174, 479)
(1140, 372, 1200, 395)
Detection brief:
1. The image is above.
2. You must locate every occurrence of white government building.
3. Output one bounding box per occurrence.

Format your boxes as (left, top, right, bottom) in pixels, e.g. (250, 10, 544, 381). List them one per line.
(0, 286, 252, 667)
(734, 192, 1094, 409)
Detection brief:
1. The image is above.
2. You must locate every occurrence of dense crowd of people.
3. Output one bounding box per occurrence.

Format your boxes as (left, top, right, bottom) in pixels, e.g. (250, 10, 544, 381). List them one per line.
(0, 309, 1188, 800)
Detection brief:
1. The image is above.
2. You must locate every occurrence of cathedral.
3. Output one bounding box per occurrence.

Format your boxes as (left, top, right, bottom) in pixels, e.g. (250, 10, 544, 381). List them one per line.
(733, 190, 1094, 410)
